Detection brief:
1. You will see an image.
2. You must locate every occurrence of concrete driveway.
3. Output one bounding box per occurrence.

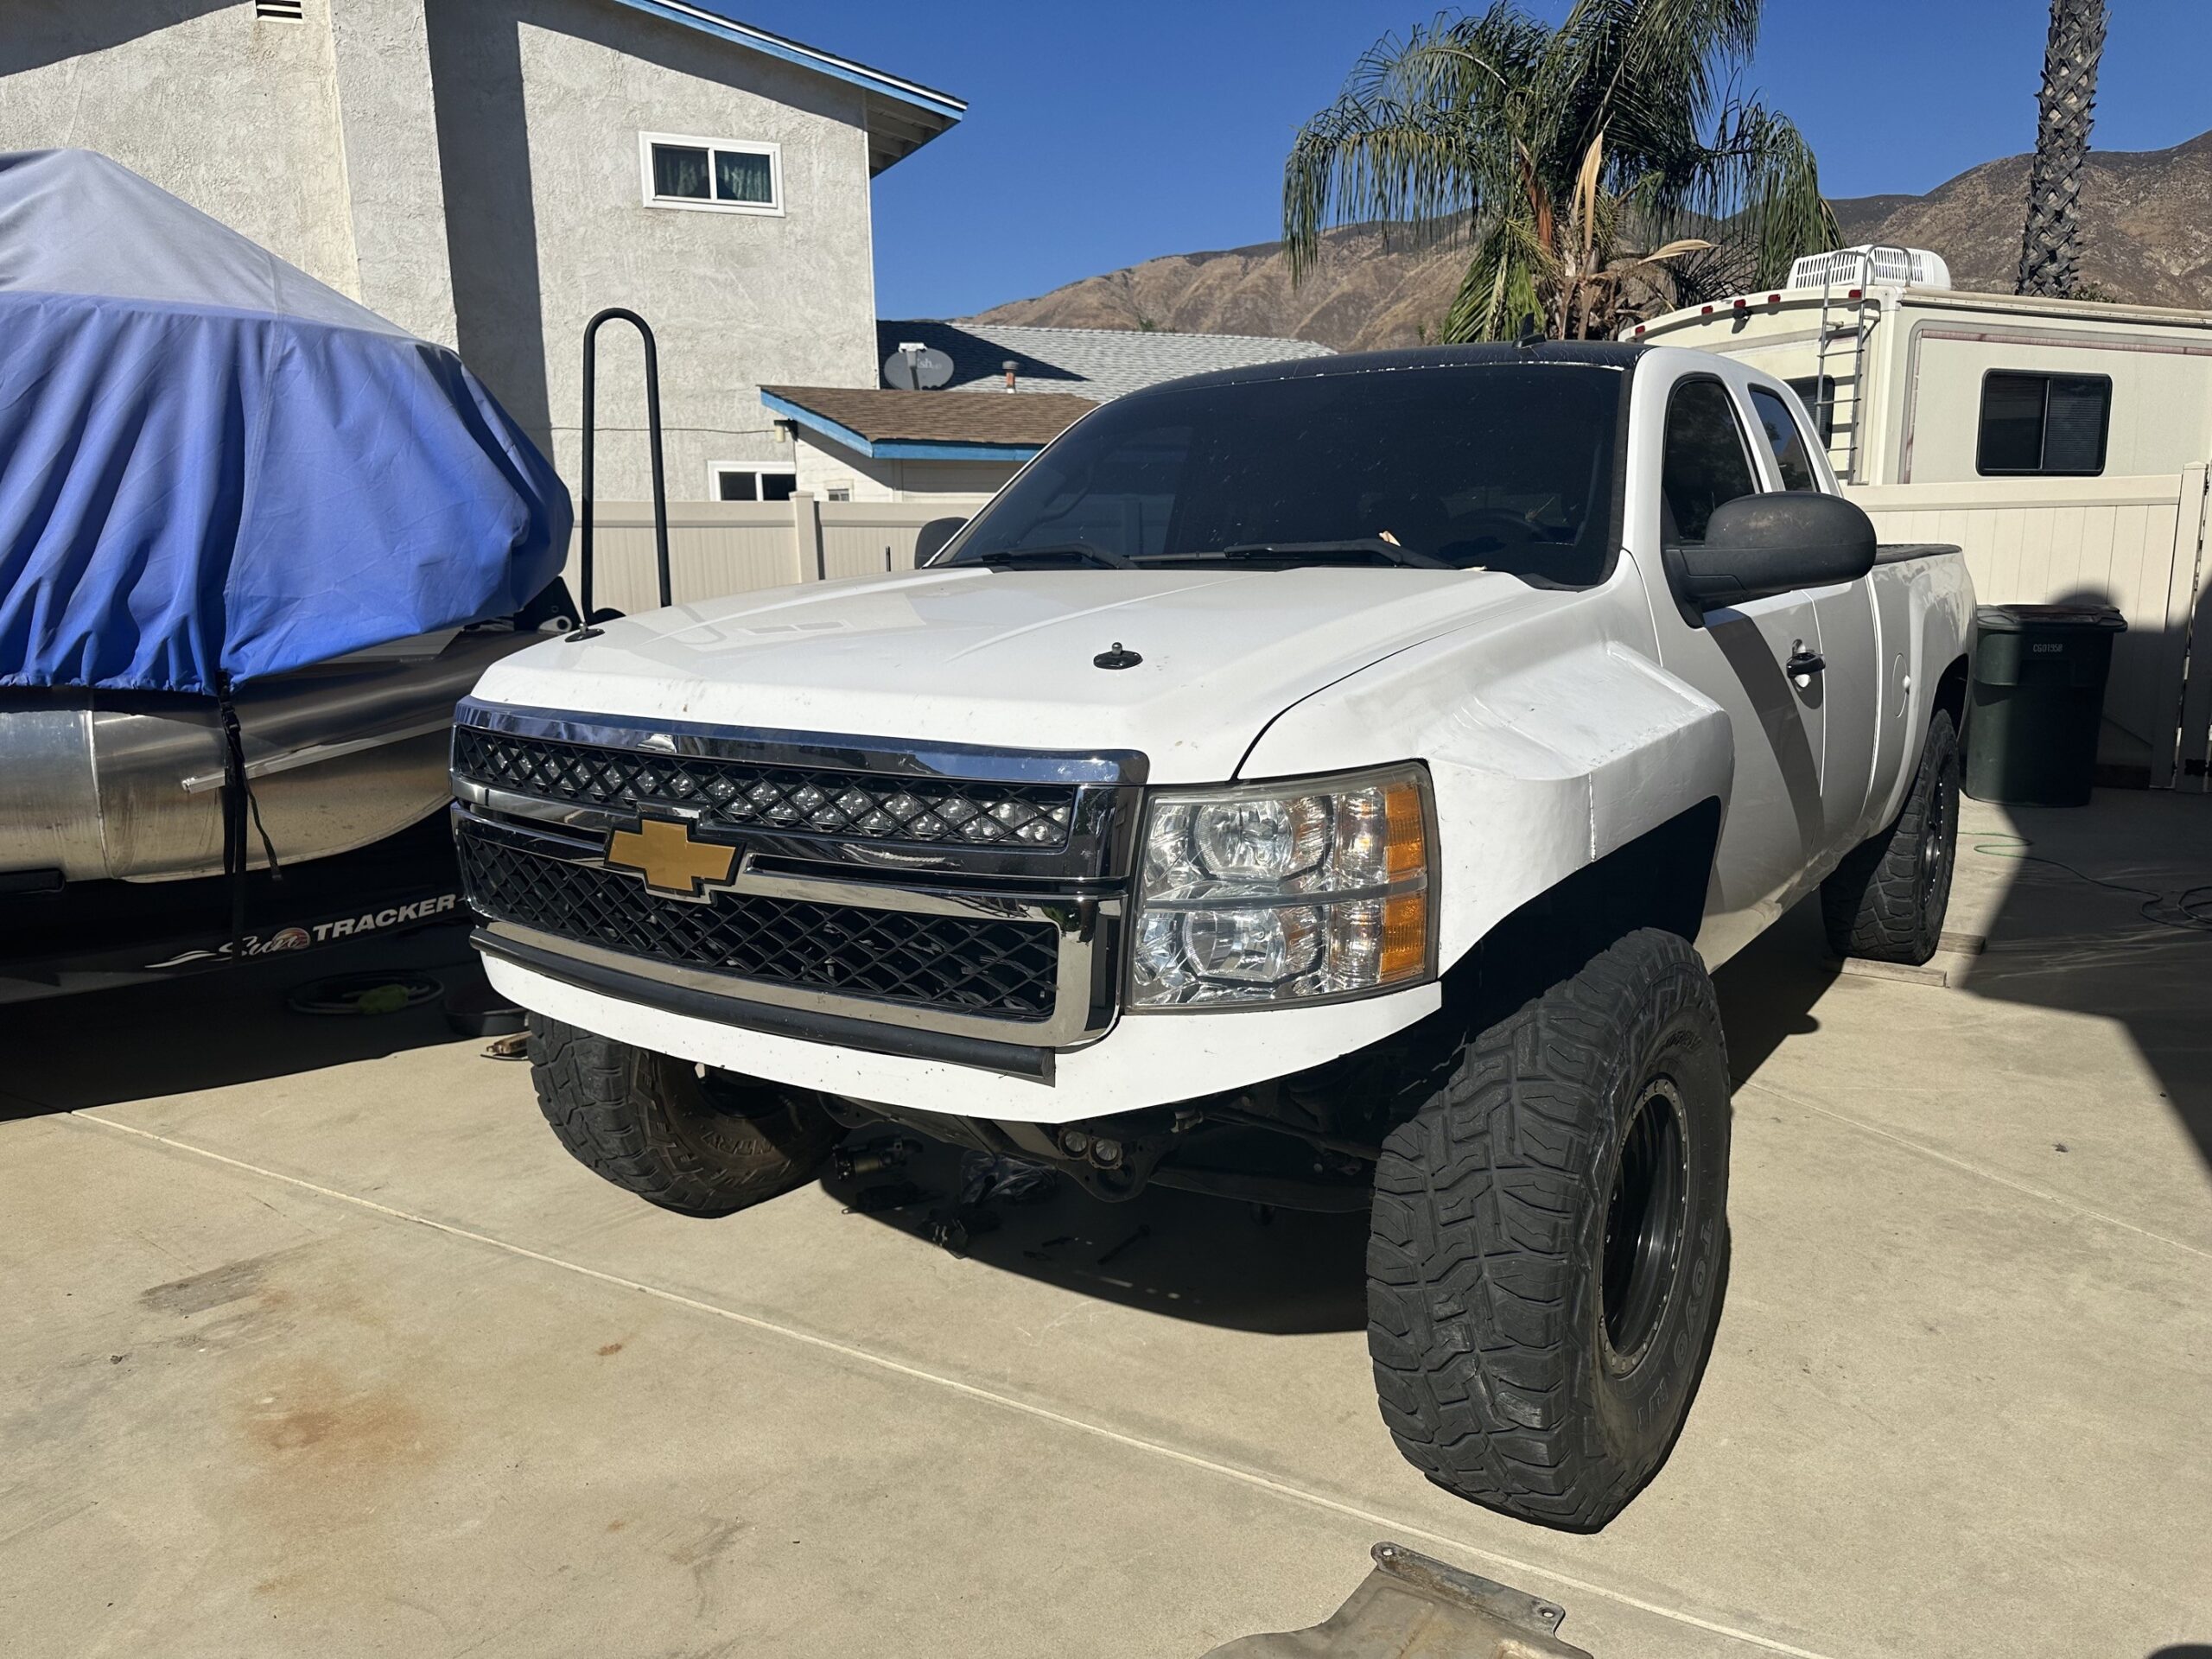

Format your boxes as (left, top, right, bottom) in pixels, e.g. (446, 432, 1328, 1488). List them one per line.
(3, 791, 2208, 1658)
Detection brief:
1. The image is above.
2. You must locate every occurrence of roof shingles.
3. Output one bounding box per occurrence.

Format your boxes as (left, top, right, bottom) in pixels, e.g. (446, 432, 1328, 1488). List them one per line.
(766, 320, 1332, 457)
(875, 319, 1332, 400)
(760, 385, 1099, 448)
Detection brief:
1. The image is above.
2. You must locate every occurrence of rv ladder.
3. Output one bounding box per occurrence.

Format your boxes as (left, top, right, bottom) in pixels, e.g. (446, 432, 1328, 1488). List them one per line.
(1812, 246, 1909, 483)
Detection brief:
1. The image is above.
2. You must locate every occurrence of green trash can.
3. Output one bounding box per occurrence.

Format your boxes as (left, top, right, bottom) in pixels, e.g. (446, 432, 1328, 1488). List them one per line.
(1964, 602, 2126, 806)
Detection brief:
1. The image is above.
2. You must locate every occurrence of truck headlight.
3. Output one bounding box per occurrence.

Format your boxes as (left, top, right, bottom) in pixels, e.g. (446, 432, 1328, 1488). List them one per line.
(1128, 764, 1434, 1008)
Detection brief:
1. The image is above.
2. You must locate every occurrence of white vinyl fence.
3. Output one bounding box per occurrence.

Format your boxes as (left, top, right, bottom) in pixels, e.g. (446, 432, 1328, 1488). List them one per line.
(1849, 469, 2211, 785)
(569, 494, 993, 618)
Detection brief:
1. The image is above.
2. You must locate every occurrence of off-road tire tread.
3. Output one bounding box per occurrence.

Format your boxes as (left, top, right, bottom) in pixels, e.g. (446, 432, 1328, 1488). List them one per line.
(1366, 928, 1727, 1529)
(1820, 710, 1959, 964)
(528, 1014, 836, 1217)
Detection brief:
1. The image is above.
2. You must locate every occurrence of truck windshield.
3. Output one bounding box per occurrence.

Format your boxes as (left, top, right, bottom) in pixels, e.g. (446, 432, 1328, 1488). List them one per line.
(942, 361, 1624, 584)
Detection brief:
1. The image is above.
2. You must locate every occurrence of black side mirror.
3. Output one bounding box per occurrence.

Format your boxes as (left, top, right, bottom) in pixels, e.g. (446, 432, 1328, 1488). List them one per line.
(914, 517, 967, 565)
(1668, 492, 1876, 618)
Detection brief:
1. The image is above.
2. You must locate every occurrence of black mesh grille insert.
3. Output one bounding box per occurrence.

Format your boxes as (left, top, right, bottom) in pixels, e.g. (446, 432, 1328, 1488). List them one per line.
(459, 830, 1060, 1022)
(454, 728, 1076, 850)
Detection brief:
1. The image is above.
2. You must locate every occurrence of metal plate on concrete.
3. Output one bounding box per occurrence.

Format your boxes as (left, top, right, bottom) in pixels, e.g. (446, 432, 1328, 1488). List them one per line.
(1201, 1542, 1592, 1658)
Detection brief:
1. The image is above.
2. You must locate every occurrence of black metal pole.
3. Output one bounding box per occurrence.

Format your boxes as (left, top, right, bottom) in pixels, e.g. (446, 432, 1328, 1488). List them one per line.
(580, 307, 672, 617)
(580, 319, 598, 622)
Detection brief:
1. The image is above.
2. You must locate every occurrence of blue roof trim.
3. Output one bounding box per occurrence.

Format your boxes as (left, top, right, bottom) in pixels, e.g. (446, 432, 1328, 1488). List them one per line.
(606, 2, 965, 120)
(761, 391, 1040, 464)
(874, 439, 1041, 462)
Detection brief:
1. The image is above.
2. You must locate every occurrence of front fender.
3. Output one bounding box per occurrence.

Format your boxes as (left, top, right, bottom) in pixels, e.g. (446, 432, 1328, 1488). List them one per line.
(1239, 620, 1734, 972)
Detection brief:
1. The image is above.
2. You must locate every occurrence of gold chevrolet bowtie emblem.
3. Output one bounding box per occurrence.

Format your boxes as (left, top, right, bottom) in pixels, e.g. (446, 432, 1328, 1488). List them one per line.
(604, 817, 737, 896)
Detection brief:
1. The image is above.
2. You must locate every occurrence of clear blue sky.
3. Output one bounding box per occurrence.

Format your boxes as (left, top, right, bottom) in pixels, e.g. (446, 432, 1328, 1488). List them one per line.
(735, 2, 2212, 320)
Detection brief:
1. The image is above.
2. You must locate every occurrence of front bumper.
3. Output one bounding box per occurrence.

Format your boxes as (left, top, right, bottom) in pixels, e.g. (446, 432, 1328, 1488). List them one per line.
(480, 945, 1440, 1122)
(450, 698, 1440, 1121)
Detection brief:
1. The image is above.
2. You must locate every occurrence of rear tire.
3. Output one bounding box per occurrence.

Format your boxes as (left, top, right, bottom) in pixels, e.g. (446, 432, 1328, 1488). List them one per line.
(1820, 709, 1960, 964)
(527, 1014, 839, 1217)
(1366, 928, 1732, 1530)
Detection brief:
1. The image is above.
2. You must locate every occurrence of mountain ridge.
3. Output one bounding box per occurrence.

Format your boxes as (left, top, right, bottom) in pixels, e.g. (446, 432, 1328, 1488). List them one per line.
(969, 131, 2212, 352)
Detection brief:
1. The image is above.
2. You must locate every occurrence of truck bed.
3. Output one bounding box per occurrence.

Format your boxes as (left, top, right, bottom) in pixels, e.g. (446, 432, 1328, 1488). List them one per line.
(1873, 541, 1962, 565)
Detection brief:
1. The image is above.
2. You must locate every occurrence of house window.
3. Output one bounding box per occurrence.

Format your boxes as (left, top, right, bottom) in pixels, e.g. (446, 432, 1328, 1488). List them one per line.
(1976, 371, 2110, 476)
(714, 467, 797, 502)
(640, 133, 782, 216)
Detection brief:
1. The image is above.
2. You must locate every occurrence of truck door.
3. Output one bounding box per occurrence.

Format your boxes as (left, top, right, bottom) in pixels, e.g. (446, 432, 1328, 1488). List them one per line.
(1746, 384, 1881, 855)
(1651, 375, 1828, 943)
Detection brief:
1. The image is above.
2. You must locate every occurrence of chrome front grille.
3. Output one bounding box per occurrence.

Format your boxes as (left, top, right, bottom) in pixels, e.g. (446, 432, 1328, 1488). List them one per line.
(458, 827, 1062, 1021)
(453, 727, 1077, 850)
(451, 704, 1145, 1056)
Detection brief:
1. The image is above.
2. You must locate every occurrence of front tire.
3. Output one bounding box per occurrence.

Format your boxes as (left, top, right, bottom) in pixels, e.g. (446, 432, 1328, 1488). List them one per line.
(1820, 709, 1961, 964)
(1366, 928, 1732, 1530)
(527, 1014, 839, 1217)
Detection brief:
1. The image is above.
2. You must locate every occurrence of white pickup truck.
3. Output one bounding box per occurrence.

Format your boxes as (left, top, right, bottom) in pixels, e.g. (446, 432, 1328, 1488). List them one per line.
(452, 342, 1973, 1529)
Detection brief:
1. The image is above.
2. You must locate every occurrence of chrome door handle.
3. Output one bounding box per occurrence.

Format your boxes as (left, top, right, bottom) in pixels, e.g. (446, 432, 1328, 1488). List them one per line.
(1787, 645, 1826, 677)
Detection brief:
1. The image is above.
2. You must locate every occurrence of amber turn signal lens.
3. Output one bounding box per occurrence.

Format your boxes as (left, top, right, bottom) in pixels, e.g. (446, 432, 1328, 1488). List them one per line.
(1380, 891, 1427, 982)
(1383, 783, 1426, 880)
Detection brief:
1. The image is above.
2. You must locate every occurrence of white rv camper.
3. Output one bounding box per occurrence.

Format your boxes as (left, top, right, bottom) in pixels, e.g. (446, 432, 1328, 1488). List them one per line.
(1633, 247, 2212, 785)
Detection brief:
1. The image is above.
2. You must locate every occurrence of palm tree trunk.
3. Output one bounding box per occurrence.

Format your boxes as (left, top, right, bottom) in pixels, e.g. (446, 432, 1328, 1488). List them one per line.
(2015, 0, 2108, 298)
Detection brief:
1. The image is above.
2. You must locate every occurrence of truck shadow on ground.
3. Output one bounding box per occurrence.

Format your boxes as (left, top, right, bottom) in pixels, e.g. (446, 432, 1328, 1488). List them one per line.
(823, 917, 1841, 1338)
(823, 1137, 1376, 1336)
(1952, 791, 2212, 1174)
(0, 924, 491, 1120)
(1707, 899, 1840, 1085)
(1703, 788, 2212, 1173)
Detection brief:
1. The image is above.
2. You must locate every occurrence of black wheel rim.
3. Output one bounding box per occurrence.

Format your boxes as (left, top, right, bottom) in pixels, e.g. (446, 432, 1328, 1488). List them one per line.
(1919, 760, 1955, 914)
(1601, 1078, 1689, 1371)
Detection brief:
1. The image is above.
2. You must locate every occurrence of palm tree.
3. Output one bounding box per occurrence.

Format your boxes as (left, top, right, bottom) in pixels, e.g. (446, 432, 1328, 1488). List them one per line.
(1284, 1, 1840, 342)
(2015, 0, 2108, 299)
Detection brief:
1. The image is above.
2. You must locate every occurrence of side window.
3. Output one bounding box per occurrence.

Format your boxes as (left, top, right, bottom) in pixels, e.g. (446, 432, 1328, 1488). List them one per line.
(1976, 371, 2110, 476)
(1785, 376, 1835, 444)
(1662, 378, 1759, 543)
(1749, 386, 1820, 491)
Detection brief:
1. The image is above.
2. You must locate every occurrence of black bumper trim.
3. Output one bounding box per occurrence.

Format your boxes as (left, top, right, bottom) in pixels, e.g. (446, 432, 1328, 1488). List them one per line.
(473, 927, 1054, 1083)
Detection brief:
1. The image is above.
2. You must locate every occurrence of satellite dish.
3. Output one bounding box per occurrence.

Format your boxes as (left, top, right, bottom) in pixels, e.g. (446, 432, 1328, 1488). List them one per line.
(883, 344, 955, 391)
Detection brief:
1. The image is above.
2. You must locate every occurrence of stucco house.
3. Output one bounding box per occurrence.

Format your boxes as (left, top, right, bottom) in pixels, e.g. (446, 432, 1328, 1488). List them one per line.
(0, 0, 963, 502)
(761, 321, 1335, 501)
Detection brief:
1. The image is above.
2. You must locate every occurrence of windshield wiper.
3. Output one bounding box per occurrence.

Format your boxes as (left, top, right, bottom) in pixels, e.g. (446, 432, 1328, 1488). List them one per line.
(1166, 538, 1452, 569)
(971, 542, 1135, 570)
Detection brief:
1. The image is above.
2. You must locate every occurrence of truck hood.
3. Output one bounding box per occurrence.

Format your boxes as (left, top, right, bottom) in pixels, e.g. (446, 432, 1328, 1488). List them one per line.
(472, 566, 1560, 782)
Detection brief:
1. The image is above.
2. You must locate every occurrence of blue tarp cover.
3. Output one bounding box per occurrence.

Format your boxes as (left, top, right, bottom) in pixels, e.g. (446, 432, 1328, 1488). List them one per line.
(0, 149, 571, 693)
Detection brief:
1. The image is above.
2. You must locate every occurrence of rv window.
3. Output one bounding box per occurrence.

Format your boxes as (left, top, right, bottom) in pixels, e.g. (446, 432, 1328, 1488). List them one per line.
(1976, 371, 2110, 476)
(1749, 386, 1821, 491)
(1785, 376, 1835, 444)
(1661, 378, 1759, 543)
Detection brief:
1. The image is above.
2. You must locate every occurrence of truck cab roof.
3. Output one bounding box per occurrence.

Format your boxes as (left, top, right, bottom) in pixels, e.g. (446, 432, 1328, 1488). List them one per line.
(1150, 339, 1649, 397)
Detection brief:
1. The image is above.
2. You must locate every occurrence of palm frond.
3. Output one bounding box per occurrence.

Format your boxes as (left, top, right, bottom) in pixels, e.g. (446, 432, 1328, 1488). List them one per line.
(1283, 6, 1546, 276)
(1287, 0, 1838, 329)
(1694, 101, 1840, 286)
(1442, 213, 1548, 340)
